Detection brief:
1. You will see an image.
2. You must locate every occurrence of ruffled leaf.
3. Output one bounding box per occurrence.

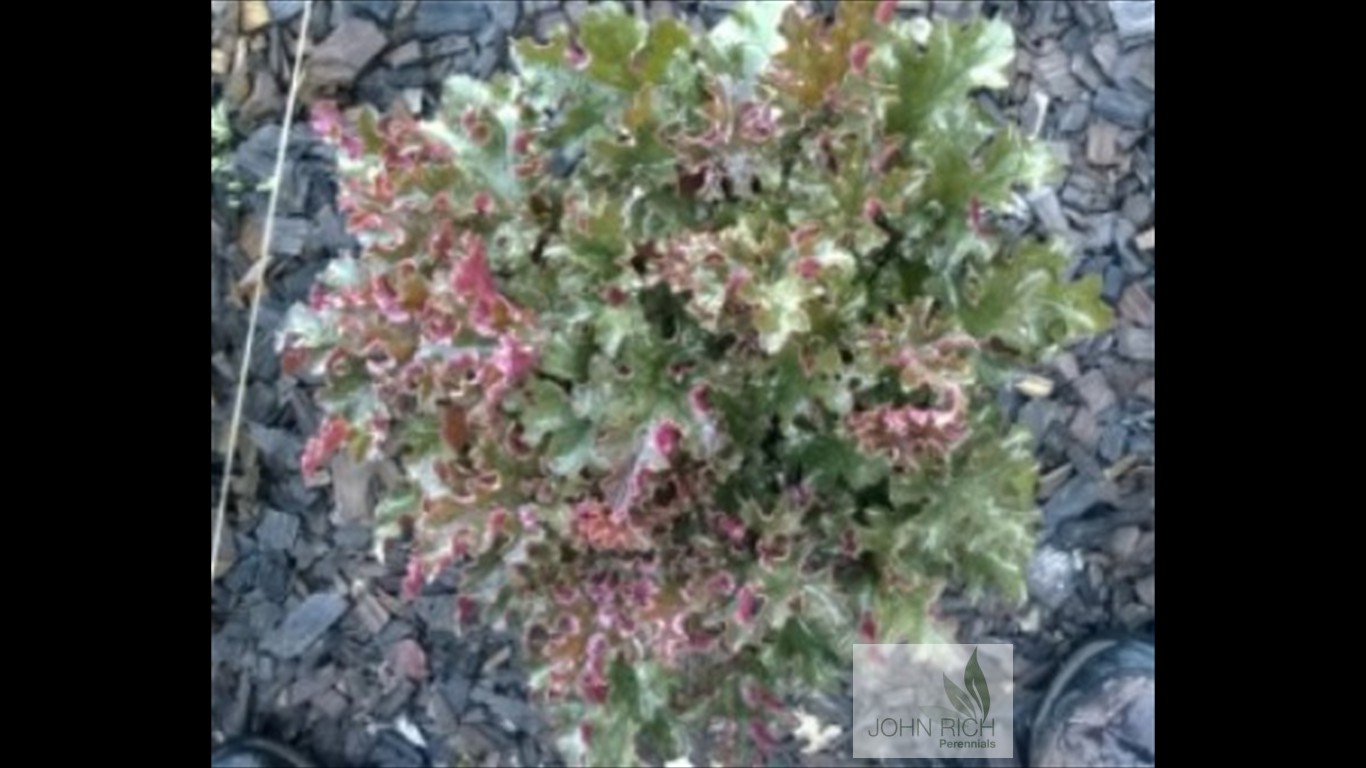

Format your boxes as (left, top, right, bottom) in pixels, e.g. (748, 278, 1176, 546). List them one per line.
(960, 241, 1112, 354)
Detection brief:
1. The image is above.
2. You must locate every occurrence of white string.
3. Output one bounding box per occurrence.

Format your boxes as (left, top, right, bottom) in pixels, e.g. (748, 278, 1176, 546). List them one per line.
(213, 0, 315, 582)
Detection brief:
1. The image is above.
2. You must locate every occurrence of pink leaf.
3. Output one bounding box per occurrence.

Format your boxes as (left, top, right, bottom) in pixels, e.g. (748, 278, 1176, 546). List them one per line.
(859, 612, 878, 642)
(969, 195, 988, 236)
(566, 42, 587, 69)
(458, 596, 479, 626)
(474, 191, 495, 217)
(716, 515, 747, 545)
(864, 197, 884, 222)
(309, 101, 342, 138)
(301, 416, 350, 485)
(651, 419, 683, 459)
(452, 233, 497, 300)
(791, 223, 821, 250)
(387, 639, 430, 682)
(876, 1, 898, 25)
(749, 720, 778, 752)
(401, 556, 426, 602)
(736, 585, 759, 625)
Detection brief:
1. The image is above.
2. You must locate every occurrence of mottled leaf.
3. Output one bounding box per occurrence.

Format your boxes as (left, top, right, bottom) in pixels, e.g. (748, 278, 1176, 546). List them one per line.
(708, 0, 790, 87)
(884, 18, 1016, 139)
(286, 11, 1113, 765)
(960, 241, 1112, 354)
(580, 3, 645, 90)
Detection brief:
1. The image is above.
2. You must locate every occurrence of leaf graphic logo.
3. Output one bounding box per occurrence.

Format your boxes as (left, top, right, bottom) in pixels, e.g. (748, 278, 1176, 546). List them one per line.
(943, 648, 991, 720)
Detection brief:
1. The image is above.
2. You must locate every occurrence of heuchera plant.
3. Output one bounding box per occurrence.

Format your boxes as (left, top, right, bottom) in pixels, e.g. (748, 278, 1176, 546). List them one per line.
(283, 2, 1109, 764)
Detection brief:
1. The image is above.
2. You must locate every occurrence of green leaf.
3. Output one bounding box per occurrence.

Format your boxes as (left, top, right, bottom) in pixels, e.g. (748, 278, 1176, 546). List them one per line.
(427, 76, 526, 202)
(789, 434, 887, 492)
(972, 123, 1058, 202)
(898, 423, 1039, 601)
(708, 0, 790, 87)
(281, 304, 339, 350)
(547, 418, 597, 477)
(959, 241, 1112, 354)
(963, 19, 1015, 89)
(609, 656, 644, 716)
(883, 18, 1017, 139)
(916, 120, 1034, 219)
(888, 470, 934, 509)
(317, 256, 367, 290)
(754, 274, 813, 355)
(514, 28, 570, 72)
(375, 488, 420, 526)
(211, 103, 227, 143)
(580, 3, 645, 90)
(356, 107, 384, 155)
(609, 658, 671, 722)
(589, 125, 675, 182)
(520, 379, 574, 444)
(871, 581, 955, 645)
(593, 303, 641, 360)
(540, 325, 595, 381)
(768, 617, 843, 691)
(638, 19, 692, 85)
(588, 711, 638, 768)
(565, 197, 630, 275)
(770, 1, 878, 109)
